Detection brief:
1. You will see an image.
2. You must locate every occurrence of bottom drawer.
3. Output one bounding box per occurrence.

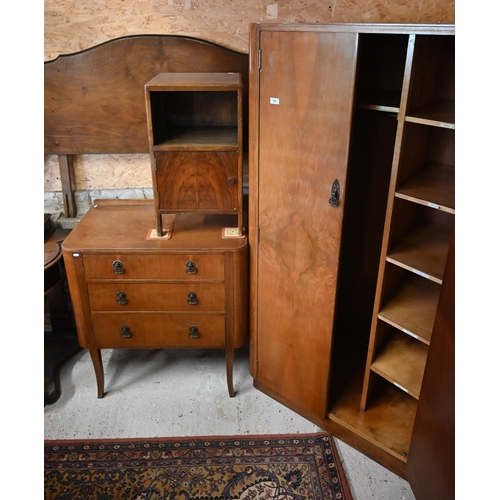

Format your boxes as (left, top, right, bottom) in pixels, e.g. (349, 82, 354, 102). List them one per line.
(92, 314, 226, 348)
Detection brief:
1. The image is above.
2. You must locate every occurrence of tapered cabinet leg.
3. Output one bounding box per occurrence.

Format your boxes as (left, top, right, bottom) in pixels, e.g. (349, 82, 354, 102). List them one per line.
(156, 214, 163, 237)
(89, 348, 104, 398)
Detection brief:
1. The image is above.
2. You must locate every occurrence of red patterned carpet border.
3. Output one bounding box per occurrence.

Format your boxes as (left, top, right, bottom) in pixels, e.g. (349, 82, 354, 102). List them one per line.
(44, 432, 352, 500)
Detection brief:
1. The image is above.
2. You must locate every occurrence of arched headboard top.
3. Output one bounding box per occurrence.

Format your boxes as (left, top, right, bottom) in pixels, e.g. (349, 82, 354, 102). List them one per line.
(44, 35, 249, 155)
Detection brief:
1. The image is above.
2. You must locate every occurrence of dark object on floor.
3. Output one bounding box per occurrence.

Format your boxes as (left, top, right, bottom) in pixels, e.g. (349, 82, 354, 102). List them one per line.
(44, 221, 81, 405)
(44, 432, 352, 500)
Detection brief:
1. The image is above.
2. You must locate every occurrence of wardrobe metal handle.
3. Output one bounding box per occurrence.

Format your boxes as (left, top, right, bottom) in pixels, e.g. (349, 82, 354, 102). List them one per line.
(188, 292, 198, 305)
(329, 179, 340, 207)
(189, 325, 199, 338)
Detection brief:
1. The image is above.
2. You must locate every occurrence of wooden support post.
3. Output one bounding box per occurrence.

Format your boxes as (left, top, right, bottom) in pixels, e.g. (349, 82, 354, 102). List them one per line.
(58, 154, 77, 218)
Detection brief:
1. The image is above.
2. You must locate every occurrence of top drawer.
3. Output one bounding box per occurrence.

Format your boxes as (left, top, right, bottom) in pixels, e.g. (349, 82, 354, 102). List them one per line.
(83, 254, 224, 280)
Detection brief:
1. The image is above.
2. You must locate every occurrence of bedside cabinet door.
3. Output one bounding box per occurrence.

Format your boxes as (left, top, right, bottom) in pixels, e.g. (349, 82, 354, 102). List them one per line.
(155, 151, 238, 211)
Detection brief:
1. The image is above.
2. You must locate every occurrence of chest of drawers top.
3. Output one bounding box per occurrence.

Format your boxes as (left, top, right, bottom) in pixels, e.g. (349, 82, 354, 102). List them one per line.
(61, 200, 247, 254)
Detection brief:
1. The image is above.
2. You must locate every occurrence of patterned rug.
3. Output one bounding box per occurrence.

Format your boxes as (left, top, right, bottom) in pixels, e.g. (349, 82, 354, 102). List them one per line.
(44, 432, 352, 500)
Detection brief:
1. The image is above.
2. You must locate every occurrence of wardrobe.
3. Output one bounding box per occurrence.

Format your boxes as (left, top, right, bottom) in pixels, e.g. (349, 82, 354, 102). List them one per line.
(248, 23, 454, 499)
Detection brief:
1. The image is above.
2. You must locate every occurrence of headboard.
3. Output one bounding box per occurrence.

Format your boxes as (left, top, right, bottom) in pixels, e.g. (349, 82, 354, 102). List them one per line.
(44, 34, 249, 217)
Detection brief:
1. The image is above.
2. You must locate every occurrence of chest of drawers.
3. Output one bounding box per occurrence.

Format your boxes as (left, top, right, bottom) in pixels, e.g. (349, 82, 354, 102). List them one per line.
(62, 200, 248, 397)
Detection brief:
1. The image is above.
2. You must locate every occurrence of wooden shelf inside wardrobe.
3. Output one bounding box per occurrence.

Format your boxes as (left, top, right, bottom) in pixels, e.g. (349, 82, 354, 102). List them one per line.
(327, 335, 417, 460)
(377, 271, 441, 344)
(370, 331, 428, 399)
(354, 33, 408, 116)
(395, 162, 455, 213)
(356, 89, 401, 113)
(406, 99, 455, 128)
(386, 219, 452, 284)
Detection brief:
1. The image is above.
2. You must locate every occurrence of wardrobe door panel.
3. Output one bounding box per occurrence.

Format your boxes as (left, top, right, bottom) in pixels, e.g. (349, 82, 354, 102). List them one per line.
(255, 31, 358, 418)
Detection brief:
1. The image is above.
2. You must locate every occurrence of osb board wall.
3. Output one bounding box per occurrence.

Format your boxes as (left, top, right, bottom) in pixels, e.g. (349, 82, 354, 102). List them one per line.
(45, 154, 152, 192)
(44, 0, 454, 193)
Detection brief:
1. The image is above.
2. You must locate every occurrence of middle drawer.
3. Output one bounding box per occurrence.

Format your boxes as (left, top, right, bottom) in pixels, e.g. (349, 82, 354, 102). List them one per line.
(87, 283, 225, 312)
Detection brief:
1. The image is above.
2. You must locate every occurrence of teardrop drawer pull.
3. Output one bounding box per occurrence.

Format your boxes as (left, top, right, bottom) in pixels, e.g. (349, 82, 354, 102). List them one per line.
(117, 291, 127, 305)
(186, 261, 197, 274)
(189, 325, 199, 338)
(112, 260, 124, 274)
(188, 292, 198, 305)
(121, 325, 131, 338)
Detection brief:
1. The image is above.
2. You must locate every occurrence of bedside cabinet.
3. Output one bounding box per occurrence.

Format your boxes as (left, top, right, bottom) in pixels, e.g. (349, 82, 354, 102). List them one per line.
(144, 72, 244, 236)
(62, 200, 248, 398)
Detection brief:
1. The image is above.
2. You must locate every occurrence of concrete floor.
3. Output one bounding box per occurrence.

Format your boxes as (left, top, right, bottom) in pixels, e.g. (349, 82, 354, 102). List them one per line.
(44, 345, 416, 500)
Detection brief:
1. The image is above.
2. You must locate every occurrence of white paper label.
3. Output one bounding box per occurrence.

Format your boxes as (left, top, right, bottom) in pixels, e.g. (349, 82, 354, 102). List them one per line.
(270, 97, 280, 105)
(73, 253, 80, 257)
(402, 328, 419, 339)
(413, 268, 431, 280)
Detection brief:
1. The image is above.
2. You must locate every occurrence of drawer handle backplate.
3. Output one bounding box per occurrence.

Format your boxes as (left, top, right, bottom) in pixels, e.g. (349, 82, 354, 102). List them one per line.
(113, 260, 124, 274)
(188, 292, 198, 305)
(189, 325, 199, 338)
(121, 325, 131, 338)
(186, 261, 197, 274)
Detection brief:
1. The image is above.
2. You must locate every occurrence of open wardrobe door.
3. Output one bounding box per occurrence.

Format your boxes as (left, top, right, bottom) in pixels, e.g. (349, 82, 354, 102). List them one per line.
(406, 224, 455, 500)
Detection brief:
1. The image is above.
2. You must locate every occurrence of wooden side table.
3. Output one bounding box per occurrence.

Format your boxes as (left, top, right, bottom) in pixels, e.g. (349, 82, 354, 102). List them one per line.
(62, 200, 248, 398)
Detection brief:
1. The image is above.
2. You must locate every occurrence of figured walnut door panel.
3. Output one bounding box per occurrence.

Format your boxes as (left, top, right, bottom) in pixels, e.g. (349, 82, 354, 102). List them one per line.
(155, 151, 238, 211)
(255, 31, 358, 418)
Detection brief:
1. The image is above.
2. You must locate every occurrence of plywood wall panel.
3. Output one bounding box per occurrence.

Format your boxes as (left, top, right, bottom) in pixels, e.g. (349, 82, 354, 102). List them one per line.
(45, 154, 152, 191)
(44, 0, 454, 193)
(44, 0, 454, 61)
